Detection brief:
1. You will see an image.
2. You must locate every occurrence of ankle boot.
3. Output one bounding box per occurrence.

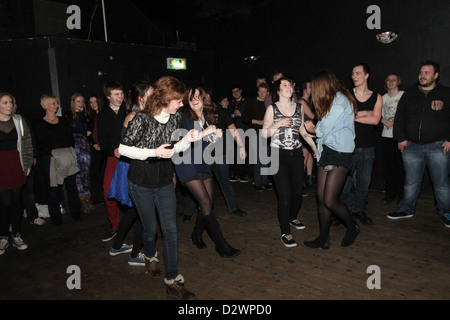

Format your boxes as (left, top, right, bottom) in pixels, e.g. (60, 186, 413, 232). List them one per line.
(164, 274, 196, 300)
(203, 212, 240, 258)
(307, 175, 314, 188)
(79, 195, 88, 214)
(304, 235, 330, 249)
(191, 212, 206, 249)
(145, 252, 161, 278)
(341, 223, 360, 247)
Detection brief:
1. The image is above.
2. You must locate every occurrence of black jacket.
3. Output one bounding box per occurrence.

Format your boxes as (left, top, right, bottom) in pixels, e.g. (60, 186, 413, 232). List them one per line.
(394, 83, 450, 144)
(96, 104, 127, 156)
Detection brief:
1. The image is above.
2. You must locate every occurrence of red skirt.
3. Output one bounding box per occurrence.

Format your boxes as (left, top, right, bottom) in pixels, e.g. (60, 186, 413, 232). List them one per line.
(0, 149, 26, 190)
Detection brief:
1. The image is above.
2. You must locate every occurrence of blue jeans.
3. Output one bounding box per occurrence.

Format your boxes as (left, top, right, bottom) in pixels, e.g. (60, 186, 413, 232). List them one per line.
(341, 147, 375, 213)
(128, 181, 178, 280)
(399, 141, 450, 215)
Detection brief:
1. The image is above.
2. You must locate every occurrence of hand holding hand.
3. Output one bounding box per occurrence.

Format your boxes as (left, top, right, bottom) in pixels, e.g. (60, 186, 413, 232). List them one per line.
(156, 144, 175, 158)
(186, 129, 200, 142)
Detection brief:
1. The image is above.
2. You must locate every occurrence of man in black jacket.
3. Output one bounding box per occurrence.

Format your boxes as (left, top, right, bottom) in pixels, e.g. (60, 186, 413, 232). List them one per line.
(387, 60, 450, 228)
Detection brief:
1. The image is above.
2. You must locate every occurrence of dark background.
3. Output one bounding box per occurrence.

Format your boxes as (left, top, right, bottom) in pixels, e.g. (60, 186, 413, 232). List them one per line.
(1, 0, 449, 191)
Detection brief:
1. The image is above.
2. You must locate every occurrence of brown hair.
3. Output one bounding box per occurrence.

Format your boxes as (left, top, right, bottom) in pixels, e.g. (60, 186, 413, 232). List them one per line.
(143, 76, 186, 117)
(311, 70, 357, 121)
(182, 86, 216, 125)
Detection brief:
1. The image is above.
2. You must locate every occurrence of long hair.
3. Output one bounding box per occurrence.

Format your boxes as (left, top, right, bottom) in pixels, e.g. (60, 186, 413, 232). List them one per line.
(311, 70, 357, 121)
(130, 81, 154, 107)
(0, 92, 15, 117)
(143, 76, 185, 117)
(70, 92, 88, 124)
(183, 86, 216, 125)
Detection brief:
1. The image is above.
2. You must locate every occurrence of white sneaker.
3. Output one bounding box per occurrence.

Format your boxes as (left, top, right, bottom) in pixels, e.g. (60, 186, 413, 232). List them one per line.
(31, 217, 46, 226)
(0, 237, 9, 255)
(11, 233, 28, 250)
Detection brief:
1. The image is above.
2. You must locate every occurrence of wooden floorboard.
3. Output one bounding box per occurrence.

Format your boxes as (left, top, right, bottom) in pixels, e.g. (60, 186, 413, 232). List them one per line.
(1, 181, 449, 302)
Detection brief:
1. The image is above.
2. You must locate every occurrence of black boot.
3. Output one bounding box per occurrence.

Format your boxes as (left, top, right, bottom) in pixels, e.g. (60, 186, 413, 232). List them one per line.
(191, 212, 206, 249)
(203, 212, 240, 258)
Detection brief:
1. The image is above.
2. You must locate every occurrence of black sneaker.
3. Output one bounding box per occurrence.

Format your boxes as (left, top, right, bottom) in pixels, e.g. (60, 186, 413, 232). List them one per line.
(229, 176, 239, 182)
(254, 185, 263, 192)
(239, 177, 249, 183)
(387, 210, 413, 220)
(231, 209, 247, 216)
(102, 228, 118, 242)
(281, 234, 297, 247)
(289, 219, 305, 230)
(352, 211, 373, 225)
(262, 183, 272, 190)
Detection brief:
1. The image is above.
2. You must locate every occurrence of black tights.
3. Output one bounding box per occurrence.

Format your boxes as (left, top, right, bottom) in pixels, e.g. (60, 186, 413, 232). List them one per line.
(316, 165, 355, 239)
(185, 178, 214, 217)
(0, 188, 22, 236)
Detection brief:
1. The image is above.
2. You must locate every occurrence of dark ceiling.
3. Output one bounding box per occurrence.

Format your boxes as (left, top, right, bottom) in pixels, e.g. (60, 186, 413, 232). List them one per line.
(130, 0, 263, 32)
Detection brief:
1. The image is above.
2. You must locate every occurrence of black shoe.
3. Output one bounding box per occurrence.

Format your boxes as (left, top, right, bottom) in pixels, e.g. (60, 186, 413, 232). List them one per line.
(304, 235, 330, 249)
(182, 215, 192, 223)
(262, 183, 272, 190)
(289, 219, 305, 230)
(352, 211, 373, 225)
(102, 228, 118, 242)
(341, 224, 360, 247)
(280, 233, 297, 247)
(254, 185, 263, 192)
(387, 210, 413, 220)
(231, 209, 247, 216)
(239, 177, 249, 183)
(229, 176, 239, 182)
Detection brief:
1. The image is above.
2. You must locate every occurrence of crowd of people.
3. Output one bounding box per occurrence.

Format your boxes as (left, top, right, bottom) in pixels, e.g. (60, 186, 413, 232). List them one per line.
(1, 59, 449, 300)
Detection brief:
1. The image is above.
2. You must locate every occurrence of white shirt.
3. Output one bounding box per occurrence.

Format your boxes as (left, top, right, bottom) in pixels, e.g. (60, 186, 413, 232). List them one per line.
(382, 91, 404, 138)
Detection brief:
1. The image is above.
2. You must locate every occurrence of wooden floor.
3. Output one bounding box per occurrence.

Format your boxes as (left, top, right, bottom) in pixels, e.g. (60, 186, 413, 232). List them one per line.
(1, 181, 449, 301)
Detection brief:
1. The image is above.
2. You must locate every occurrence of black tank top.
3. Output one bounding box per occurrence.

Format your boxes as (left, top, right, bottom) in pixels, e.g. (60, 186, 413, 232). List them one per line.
(352, 91, 378, 148)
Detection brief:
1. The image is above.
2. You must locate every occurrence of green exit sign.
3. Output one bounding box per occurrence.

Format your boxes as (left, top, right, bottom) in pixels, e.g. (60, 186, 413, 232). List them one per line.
(166, 58, 187, 70)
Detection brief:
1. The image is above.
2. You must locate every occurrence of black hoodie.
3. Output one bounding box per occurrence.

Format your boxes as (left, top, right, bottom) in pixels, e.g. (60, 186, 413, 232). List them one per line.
(394, 83, 450, 144)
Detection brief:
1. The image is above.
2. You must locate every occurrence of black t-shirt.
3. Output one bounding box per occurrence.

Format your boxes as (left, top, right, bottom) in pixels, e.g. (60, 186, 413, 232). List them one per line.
(352, 91, 378, 148)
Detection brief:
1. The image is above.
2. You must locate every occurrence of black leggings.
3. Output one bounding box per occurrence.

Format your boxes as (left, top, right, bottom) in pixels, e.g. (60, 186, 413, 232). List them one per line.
(271, 148, 305, 235)
(0, 188, 22, 236)
(316, 165, 355, 238)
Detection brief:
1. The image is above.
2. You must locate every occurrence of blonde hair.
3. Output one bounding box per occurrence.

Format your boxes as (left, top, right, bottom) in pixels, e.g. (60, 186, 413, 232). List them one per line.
(69, 92, 87, 123)
(40, 94, 58, 108)
(0, 92, 16, 116)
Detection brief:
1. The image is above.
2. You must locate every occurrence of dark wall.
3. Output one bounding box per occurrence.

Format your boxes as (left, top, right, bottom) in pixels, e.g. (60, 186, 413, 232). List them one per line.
(0, 37, 214, 121)
(184, 0, 450, 97)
